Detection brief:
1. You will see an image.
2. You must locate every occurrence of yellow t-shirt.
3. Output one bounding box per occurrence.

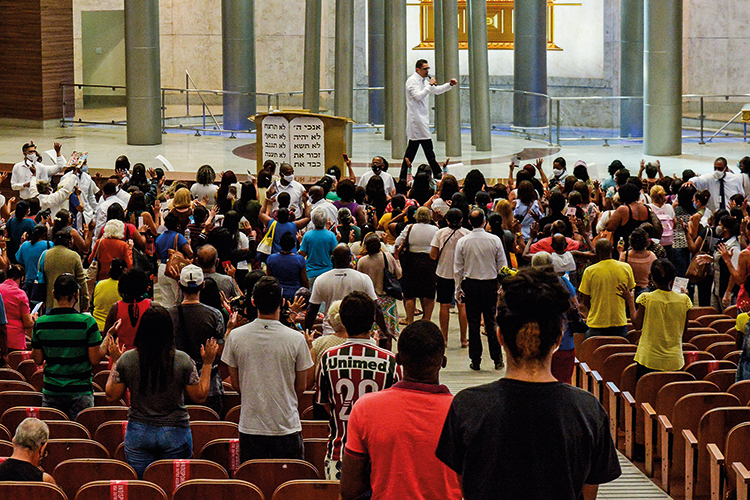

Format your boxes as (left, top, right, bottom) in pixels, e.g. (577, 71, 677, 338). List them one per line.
(92, 278, 122, 331)
(578, 259, 635, 328)
(378, 213, 396, 245)
(634, 289, 693, 371)
(737, 313, 749, 336)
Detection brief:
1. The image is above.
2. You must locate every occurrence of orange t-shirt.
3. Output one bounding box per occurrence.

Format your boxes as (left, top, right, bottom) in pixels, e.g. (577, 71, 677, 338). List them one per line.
(344, 382, 462, 500)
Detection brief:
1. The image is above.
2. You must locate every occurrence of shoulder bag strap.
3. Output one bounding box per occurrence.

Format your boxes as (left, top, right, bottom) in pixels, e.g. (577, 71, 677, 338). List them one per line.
(437, 229, 458, 261)
(173, 232, 180, 251)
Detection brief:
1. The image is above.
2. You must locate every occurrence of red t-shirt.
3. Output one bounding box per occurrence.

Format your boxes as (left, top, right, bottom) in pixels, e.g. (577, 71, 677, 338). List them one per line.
(315, 339, 401, 461)
(529, 236, 579, 254)
(345, 381, 463, 500)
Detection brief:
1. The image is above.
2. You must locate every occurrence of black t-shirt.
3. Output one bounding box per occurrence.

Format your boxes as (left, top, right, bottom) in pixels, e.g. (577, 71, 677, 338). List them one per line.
(538, 212, 574, 237)
(0, 458, 44, 482)
(436, 379, 621, 500)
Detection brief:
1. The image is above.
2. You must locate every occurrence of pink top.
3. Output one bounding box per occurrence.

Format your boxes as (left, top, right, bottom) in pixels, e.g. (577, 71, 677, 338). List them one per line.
(620, 250, 657, 288)
(0, 280, 30, 350)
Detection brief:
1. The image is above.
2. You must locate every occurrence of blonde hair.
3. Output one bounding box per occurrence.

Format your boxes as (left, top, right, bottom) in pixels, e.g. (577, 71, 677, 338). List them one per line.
(103, 219, 125, 240)
(415, 206, 432, 223)
(173, 188, 192, 209)
(494, 199, 514, 231)
(650, 184, 666, 205)
(328, 300, 345, 333)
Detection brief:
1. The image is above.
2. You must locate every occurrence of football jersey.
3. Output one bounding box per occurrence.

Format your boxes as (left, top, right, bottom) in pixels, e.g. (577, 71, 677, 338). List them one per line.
(316, 338, 401, 460)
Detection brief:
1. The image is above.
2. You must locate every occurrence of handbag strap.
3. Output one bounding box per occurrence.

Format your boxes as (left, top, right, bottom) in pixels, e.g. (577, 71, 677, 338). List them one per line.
(437, 229, 459, 261)
(173, 232, 180, 251)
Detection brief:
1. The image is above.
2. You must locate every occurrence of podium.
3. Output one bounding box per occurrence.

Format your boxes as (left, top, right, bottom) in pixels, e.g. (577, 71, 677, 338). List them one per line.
(252, 111, 353, 180)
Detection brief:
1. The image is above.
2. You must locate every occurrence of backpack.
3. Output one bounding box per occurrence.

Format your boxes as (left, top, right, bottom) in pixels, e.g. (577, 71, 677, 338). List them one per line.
(651, 205, 674, 246)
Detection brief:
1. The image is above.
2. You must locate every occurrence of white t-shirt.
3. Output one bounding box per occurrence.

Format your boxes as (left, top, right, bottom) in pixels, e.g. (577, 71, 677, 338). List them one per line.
(430, 227, 470, 279)
(358, 170, 396, 196)
(191, 183, 219, 206)
(310, 268, 378, 334)
(394, 223, 438, 254)
(236, 231, 250, 270)
(221, 318, 313, 435)
(550, 252, 576, 274)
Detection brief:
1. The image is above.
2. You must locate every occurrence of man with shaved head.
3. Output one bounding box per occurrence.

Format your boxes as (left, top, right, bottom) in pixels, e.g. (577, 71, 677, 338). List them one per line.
(578, 238, 635, 338)
(305, 244, 393, 340)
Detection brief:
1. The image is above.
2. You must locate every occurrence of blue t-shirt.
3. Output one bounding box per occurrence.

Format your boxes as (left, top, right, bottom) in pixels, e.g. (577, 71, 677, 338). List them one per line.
(270, 221, 299, 255)
(559, 275, 576, 351)
(16, 240, 51, 282)
(299, 228, 337, 279)
(155, 230, 188, 264)
(266, 252, 307, 299)
(7, 217, 36, 246)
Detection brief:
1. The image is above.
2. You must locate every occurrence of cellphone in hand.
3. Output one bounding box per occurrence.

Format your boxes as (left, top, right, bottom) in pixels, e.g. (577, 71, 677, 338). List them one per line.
(342, 153, 349, 161)
(222, 261, 232, 270)
(566, 207, 577, 217)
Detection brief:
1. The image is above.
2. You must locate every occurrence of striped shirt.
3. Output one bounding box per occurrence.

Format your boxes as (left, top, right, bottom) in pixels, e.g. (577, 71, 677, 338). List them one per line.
(31, 308, 101, 396)
(315, 338, 401, 461)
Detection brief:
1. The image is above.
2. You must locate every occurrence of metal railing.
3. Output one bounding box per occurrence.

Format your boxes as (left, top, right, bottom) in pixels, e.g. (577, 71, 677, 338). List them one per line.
(61, 82, 750, 146)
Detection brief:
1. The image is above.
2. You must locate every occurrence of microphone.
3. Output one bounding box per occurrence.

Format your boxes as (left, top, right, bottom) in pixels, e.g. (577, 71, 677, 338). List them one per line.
(427, 74, 436, 85)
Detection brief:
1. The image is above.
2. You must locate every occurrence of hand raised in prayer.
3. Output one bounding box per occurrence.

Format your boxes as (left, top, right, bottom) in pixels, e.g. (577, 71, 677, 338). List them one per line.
(201, 338, 220, 365)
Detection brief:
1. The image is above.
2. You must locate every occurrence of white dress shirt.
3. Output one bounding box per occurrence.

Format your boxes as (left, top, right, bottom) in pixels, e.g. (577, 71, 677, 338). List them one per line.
(28, 174, 77, 217)
(306, 198, 339, 232)
(405, 72, 453, 141)
(692, 171, 744, 213)
(454, 228, 508, 286)
(271, 179, 306, 215)
(11, 156, 66, 199)
(357, 170, 396, 196)
(61, 171, 98, 225)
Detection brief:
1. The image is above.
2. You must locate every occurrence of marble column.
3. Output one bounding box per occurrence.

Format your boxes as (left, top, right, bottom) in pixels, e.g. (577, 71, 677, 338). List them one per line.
(387, 0, 407, 159)
(334, 0, 354, 154)
(125, 0, 161, 145)
(620, 0, 643, 138)
(368, 0, 385, 125)
(513, 0, 546, 128)
(466, 0, 476, 145)
(303, 0, 322, 113)
(434, 0, 446, 141)
(222, 0, 256, 131)
(443, 0, 461, 156)
(383, 14, 392, 140)
(468, 0, 491, 150)
(644, 0, 682, 155)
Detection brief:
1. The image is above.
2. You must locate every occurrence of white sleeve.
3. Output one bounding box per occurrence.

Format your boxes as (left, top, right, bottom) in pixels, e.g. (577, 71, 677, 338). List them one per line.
(10, 165, 25, 192)
(432, 82, 453, 96)
(406, 79, 432, 103)
(44, 175, 77, 208)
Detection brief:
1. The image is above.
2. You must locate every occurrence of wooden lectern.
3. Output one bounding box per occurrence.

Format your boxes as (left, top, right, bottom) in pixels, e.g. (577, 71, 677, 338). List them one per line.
(252, 111, 353, 181)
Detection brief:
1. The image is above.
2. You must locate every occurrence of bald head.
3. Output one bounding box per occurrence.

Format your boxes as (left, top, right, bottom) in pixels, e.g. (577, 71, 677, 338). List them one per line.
(309, 185, 324, 203)
(595, 238, 612, 260)
(551, 233, 567, 254)
(197, 244, 218, 271)
(332, 243, 352, 268)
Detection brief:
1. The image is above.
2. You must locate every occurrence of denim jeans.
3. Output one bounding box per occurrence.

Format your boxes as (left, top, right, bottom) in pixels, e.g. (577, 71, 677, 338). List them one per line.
(124, 420, 193, 478)
(42, 393, 94, 420)
(585, 325, 628, 339)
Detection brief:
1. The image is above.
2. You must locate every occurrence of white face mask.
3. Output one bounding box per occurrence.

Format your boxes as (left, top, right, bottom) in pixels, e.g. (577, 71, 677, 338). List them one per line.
(282, 174, 295, 183)
(26, 153, 36, 163)
(553, 168, 564, 177)
(714, 169, 726, 180)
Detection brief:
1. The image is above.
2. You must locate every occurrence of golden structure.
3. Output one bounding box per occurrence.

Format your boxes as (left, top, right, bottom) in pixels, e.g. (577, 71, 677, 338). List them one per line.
(415, 0, 562, 50)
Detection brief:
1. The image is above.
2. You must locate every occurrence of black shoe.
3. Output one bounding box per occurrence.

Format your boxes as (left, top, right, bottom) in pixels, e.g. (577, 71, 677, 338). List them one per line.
(470, 361, 481, 371)
(494, 360, 505, 370)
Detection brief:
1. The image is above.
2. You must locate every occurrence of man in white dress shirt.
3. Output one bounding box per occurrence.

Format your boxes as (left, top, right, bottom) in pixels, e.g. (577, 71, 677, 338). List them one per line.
(691, 157, 744, 213)
(28, 174, 77, 218)
(454, 208, 507, 371)
(399, 59, 457, 182)
(60, 165, 99, 227)
(11, 142, 66, 200)
(357, 157, 396, 196)
(269, 163, 306, 215)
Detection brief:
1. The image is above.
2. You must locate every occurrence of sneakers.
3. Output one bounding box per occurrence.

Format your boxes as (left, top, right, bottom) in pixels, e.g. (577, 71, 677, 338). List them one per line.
(494, 359, 505, 370)
(470, 361, 481, 371)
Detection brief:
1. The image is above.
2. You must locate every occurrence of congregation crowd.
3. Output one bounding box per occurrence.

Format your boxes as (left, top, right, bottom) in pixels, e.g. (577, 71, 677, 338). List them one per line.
(3, 136, 750, 499)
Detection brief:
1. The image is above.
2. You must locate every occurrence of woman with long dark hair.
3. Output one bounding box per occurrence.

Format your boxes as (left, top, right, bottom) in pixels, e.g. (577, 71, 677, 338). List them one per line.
(365, 175, 388, 226)
(106, 304, 218, 478)
(234, 181, 263, 239)
(216, 171, 238, 214)
(103, 268, 151, 358)
(408, 171, 435, 207)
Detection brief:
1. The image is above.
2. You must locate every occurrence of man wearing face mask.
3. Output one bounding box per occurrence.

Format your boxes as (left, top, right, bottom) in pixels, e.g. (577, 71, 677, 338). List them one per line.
(270, 163, 306, 215)
(548, 157, 567, 190)
(11, 141, 66, 201)
(357, 156, 396, 196)
(690, 157, 744, 213)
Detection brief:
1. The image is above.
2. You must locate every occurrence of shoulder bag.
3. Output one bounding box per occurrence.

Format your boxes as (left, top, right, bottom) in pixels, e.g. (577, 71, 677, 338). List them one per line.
(396, 224, 414, 266)
(685, 231, 712, 284)
(86, 240, 102, 297)
(257, 220, 276, 256)
(382, 252, 402, 300)
(165, 233, 192, 280)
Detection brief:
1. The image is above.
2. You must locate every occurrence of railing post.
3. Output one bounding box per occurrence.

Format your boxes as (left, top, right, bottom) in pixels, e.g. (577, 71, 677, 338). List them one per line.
(548, 96, 553, 145)
(556, 99, 561, 145)
(186, 72, 190, 116)
(161, 88, 166, 133)
(699, 97, 705, 144)
(275, 93, 280, 110)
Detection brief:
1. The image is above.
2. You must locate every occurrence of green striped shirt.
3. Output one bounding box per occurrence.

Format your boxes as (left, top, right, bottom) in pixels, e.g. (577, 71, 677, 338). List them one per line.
(31, 308, 101, 396)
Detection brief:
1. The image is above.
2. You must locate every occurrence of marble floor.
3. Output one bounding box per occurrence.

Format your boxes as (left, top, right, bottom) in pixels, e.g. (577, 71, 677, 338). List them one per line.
(1, 123, 748, 182)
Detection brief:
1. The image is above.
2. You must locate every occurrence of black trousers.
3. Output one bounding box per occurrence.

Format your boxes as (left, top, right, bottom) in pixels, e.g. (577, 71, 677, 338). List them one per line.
(239, 431, 304, 463)
(399, 139, 442, 181)
(463, 278, 502, 364)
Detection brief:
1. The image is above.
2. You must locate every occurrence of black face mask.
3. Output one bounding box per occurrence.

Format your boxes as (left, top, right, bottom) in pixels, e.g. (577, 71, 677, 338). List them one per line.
(371, 165, 381, 174)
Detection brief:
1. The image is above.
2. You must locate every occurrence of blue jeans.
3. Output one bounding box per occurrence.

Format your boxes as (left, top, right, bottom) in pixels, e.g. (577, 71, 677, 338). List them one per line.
(586, 325, 628, 339)
(125, 420, 193, 478)
(42, 393, 94, 420)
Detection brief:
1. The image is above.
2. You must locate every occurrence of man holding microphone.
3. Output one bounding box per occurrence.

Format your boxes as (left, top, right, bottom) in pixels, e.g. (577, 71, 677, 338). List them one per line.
(399, 59, 457, 183)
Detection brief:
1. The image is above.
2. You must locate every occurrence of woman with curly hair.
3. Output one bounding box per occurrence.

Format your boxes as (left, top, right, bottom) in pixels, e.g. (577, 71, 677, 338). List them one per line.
(191, 164, 218, 207)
